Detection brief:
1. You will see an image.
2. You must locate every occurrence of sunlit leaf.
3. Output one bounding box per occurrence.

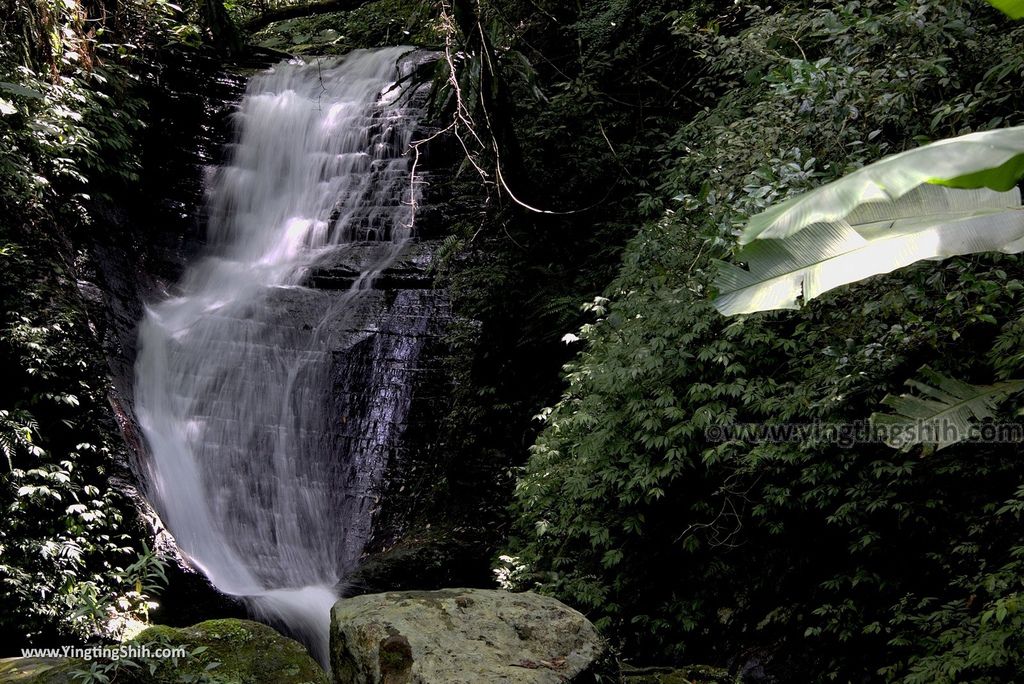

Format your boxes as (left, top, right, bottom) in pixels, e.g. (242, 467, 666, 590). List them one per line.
(740, 126, 1024, 244)
(987, 0, 1024, 19)
(713, 186, 1024, 314)
(0, 81, 45, 100)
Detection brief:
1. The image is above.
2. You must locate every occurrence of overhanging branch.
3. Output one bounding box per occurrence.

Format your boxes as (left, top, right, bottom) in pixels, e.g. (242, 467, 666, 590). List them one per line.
(243, 0, 371, 33)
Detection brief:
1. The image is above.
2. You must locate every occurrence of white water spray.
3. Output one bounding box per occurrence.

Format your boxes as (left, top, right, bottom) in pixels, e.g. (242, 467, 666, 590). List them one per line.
(133, 48, 424, 664)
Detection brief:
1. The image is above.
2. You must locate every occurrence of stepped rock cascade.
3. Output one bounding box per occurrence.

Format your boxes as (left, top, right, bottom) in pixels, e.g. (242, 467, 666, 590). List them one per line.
(132, 48, 428, 664)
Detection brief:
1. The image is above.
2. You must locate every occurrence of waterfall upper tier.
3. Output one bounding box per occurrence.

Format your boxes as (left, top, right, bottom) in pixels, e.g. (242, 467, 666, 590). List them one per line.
(131, 47, 437, 665)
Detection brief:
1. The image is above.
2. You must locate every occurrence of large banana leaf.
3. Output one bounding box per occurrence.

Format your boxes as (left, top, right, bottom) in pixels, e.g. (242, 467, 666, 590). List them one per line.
(987, 0, 1024, 19)
(740, 126, 1024, 244)
(713, 185, 1024, 315)
(870, 366, 1024, 452)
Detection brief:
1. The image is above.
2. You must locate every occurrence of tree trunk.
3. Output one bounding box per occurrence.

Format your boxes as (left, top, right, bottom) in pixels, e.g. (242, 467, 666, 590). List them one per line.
(199, 0, 243, 54)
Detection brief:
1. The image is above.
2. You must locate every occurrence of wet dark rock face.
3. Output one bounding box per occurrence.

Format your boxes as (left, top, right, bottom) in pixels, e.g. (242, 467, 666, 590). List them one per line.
(81, 50, 486, 625)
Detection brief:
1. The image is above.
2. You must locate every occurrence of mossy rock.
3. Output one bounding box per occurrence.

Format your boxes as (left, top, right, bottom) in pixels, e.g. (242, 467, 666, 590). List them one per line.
(0, 658, 69, 682)
(131, 619, 329, 684)
(5, 656, 109, 684)
(11, 620, 328, 684)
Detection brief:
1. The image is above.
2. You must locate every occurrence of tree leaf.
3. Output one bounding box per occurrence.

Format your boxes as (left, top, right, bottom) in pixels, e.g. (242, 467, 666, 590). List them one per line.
(987, 0, 1024, 19)
(713, 185, 1024, 315)
(0, 98, 15, 116)
(870, 366, 1024, 451)
(740, 126, 1024, 244)
(0, 81, 45, 100)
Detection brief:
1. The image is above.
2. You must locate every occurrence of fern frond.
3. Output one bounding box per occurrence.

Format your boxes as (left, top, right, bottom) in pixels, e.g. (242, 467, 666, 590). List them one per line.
(870, 366, 1024, 452)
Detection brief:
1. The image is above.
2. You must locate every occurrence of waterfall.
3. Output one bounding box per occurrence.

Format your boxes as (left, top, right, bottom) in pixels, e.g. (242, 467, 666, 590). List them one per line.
(132, 47, 426, 665)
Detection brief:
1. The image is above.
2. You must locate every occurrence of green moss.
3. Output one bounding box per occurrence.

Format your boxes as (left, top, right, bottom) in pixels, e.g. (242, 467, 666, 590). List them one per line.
(130, 619, 328, 684)
(14, 621, 326, 683)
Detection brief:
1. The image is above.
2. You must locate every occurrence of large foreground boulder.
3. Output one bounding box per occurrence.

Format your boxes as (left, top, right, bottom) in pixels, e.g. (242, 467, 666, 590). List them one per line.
(330, 588, 604, 683)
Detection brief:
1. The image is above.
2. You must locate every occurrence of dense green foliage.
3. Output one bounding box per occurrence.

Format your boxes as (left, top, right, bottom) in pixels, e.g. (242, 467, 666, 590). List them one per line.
(250, 0, 438, 53)
(414, 0, 717, 543)
(508, 1, 1024, 680)
(0, 0, 175, 651)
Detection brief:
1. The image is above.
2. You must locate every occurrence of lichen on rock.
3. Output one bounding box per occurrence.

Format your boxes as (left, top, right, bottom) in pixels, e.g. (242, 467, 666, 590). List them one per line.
(330, 588, 605, 683)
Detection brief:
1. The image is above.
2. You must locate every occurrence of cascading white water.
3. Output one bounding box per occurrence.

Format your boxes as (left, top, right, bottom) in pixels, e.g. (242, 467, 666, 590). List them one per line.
(132, 48, 424, 664)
